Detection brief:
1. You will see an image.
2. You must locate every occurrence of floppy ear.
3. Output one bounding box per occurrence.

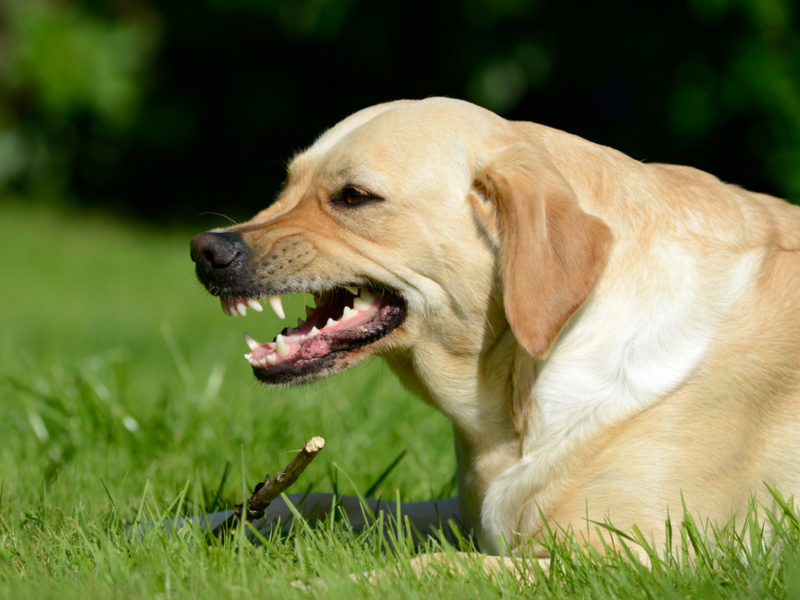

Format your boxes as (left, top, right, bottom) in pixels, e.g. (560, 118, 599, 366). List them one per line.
(472, 142, 612, 358)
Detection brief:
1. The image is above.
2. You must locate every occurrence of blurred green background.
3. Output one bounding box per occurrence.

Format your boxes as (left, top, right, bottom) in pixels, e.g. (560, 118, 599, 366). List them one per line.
(1, 4, 800, 595)
(1, 0, 799, 224)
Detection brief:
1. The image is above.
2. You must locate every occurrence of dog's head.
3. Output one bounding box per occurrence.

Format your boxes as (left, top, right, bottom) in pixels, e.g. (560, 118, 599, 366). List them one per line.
(190, 98, 611, 389)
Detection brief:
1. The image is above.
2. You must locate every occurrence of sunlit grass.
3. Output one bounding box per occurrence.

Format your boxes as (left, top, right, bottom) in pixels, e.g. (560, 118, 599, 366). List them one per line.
(2, 199, 800, 598)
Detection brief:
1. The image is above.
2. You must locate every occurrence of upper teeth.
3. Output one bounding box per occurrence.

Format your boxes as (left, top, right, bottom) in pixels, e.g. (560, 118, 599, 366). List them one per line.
(353, 289, 376, 311)
(268, 295, 285, 319)
(227, 286, 383, 369)
(222, 287, 378, 319)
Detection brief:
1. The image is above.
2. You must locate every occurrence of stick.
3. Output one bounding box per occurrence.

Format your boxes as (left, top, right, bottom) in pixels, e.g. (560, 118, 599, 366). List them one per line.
(212, 436, 325, 538)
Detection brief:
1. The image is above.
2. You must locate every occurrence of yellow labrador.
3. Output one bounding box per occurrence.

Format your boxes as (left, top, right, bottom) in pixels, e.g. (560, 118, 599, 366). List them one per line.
(190, 97, 800, 564)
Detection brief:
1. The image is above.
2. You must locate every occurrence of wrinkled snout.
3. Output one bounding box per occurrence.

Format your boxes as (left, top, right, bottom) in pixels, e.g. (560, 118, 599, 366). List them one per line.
(190, 231, 252, 290)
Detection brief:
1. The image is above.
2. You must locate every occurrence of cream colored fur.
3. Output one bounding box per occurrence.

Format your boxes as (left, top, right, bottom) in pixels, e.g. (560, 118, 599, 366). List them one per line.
(215, 97, 800, 561)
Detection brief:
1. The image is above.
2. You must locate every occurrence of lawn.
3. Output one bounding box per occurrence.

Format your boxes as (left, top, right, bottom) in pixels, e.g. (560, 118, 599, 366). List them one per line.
(2, 200, 800, 598)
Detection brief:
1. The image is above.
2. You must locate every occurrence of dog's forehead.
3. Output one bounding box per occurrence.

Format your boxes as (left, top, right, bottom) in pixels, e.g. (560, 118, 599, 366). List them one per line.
(288, 98, 504, 185)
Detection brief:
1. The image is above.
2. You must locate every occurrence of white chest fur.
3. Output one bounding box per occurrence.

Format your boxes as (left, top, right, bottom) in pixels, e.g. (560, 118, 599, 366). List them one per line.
(476, 242, 765, 553)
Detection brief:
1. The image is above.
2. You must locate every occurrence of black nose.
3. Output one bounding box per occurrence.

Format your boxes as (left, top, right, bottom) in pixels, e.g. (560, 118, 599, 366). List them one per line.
(190, 231, 251, 287)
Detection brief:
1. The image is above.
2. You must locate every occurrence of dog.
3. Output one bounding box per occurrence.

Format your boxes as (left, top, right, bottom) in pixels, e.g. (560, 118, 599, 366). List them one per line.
(190, 97, 800, 566)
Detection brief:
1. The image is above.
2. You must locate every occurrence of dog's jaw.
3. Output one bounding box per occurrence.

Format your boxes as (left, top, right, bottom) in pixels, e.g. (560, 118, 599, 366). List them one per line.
(215, 284, 407, 385)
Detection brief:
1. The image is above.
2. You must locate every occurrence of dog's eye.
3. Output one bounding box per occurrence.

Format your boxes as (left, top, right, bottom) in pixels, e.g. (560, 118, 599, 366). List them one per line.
(331, 186, 382, 207)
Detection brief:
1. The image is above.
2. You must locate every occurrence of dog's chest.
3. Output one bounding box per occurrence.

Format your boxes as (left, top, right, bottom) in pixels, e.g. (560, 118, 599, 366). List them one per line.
(476, 245, 766, 548)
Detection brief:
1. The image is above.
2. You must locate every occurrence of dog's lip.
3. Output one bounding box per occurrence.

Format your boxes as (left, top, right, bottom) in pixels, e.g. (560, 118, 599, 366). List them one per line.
(216, 284, 406, 377)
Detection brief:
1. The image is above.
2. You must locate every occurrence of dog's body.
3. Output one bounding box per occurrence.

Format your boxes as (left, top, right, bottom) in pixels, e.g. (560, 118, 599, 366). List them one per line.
(191, 98, 800, 557)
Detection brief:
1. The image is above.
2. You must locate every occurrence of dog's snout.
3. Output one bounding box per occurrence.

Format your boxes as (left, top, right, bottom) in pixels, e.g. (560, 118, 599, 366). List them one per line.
(190, 231, 251, 286)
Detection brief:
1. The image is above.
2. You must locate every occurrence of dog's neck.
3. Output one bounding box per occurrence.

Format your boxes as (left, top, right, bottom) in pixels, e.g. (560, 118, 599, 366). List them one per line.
(383, 327, 521, 438)
(383, 326, 525, 535)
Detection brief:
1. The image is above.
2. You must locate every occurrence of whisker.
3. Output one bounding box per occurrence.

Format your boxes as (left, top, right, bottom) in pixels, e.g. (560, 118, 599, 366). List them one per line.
(199, 211, 239, 224)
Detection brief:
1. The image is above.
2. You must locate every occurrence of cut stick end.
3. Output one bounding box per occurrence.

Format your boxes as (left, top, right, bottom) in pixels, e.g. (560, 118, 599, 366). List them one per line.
(305, 436, 326, 453)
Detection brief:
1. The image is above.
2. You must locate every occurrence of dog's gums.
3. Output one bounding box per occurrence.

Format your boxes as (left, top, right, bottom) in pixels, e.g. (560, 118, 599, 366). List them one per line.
(218, 286, 405, 382)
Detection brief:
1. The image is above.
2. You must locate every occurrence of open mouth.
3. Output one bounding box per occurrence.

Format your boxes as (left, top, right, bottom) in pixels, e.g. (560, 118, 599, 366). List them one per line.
(218, 285, 406, 383)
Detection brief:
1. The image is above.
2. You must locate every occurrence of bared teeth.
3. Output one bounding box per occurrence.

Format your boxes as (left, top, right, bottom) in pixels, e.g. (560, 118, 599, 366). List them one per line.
(245, 350, 274, 368)
(268, 295, 286, 319)
(245, 352, 266, 367)
(244, 332, 261, 351)
(233, 285, 385, 370)
(353, 289, 376, 310)
(222, 299, 238, 316)
(275, 334, 291, 356)
(221, 297, 264, 317)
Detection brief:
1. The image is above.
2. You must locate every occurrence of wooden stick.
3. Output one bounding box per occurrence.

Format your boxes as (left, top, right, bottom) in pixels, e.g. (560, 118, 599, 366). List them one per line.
(244, 436, 326, 520)
(213, 436, 325, 538)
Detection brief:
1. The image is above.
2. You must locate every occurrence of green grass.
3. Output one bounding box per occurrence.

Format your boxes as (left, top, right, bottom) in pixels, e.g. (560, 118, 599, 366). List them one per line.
(2, 200, 800, 598)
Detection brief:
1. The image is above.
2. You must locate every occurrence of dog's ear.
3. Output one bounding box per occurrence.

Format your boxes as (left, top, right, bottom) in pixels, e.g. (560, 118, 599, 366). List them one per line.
(471, 142, 612, 358)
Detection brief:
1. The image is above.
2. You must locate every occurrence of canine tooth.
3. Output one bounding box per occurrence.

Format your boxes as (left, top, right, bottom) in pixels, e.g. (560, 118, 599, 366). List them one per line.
(344, 286, 359, 295)
(268, 295, 286, 319)
(342, 306, 357, 320)
(244, 332, 260, 351)
(266, 354, 277, 364)
(309, 326, 320, 336)
(244, 352, 252, 361)
(353, 296, 372, 311)
(276, 334, 291, 356)
(361, 288, 377, 303)
(325, 318, 338, 329)
(247, 298, 263, 312)
(236, 302, 247, 316)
